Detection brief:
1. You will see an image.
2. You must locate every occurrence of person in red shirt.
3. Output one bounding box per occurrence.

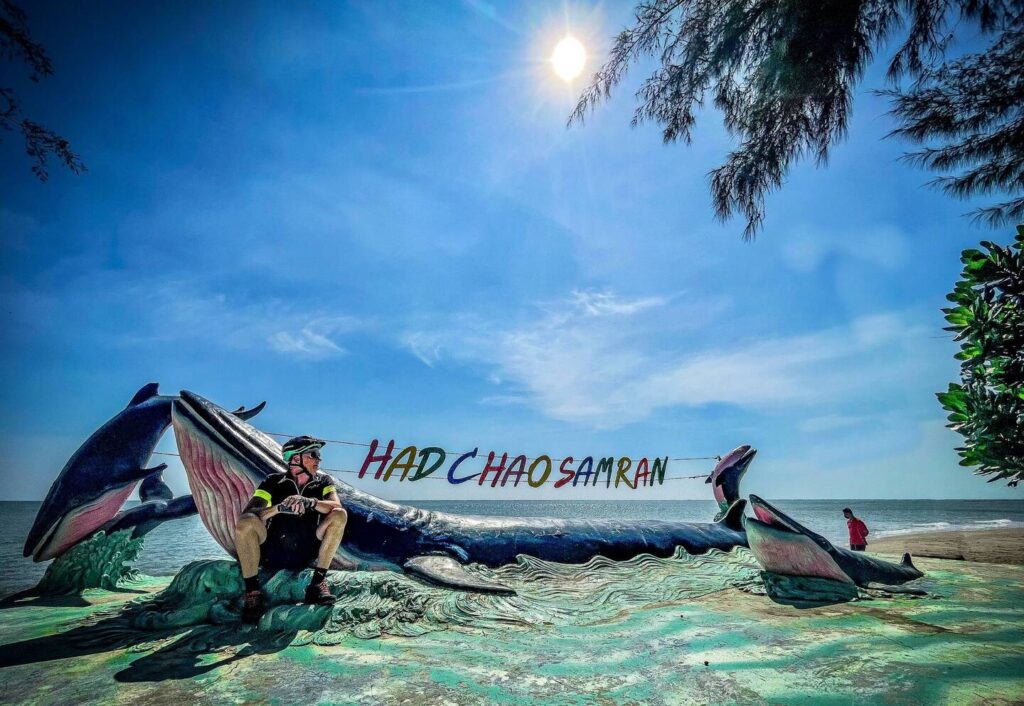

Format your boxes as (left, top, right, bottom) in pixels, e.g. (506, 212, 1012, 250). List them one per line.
(843, 507, 869, 551)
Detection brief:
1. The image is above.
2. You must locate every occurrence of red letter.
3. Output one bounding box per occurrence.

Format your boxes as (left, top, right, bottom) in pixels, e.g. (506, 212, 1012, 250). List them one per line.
(553, 457, 576, 488)
(633, 458, 650, 488)
(479, 452, 508, 487)
(359, 439, 395, 479)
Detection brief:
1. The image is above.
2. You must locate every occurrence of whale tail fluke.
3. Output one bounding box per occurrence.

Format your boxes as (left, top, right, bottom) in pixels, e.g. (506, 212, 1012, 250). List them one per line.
(126, 382, 161, 408)
(716, 499, 747, 532)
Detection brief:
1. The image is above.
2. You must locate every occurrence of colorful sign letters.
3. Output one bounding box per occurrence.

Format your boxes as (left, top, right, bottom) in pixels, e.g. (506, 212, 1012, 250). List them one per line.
(358, 439, 670, 489)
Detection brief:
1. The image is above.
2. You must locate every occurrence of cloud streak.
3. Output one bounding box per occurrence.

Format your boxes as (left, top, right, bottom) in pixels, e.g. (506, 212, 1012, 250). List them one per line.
(403, 290, 942, 428)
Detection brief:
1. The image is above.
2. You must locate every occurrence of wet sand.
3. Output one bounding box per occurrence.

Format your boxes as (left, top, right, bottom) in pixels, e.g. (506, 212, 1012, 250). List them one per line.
(869, 527, 1024, 565)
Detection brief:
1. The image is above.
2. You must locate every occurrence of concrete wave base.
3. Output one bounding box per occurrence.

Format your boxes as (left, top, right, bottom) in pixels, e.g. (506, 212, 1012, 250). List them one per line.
(0, 552, 1021, 704)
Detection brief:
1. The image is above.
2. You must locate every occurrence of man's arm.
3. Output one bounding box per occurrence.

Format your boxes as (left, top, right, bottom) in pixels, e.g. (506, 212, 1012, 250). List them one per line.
(311, 485, 342, 514)
(240, 488, 280, 521)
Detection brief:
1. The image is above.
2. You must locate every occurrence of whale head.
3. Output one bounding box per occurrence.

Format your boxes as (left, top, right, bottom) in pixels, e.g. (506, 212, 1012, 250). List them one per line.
(706, 445, 756, 514)
(744, 495, 924, 587)
(172, 390, 284, 555)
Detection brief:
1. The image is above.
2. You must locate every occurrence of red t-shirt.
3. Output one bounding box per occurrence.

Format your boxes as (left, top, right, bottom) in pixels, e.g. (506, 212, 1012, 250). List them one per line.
(847, 517, 869, 545)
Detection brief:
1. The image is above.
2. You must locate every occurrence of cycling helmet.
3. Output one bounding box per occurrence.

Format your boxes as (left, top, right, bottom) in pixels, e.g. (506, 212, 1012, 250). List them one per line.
(282, 435, 326, 463)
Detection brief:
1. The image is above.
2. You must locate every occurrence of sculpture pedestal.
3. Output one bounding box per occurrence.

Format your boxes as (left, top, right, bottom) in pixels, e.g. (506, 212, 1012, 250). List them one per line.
(34, 530, 144, 595)
(760, 570, 860, 604)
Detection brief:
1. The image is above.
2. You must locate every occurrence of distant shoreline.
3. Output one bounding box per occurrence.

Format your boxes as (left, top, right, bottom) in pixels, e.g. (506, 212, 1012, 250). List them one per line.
(870, 528, 1024, 565)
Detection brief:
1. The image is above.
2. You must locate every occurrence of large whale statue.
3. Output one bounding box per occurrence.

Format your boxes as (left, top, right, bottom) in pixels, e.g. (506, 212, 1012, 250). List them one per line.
(172, 389, 752, 594)
(25, 384, 264, 561)
(744, 495, 923, 588)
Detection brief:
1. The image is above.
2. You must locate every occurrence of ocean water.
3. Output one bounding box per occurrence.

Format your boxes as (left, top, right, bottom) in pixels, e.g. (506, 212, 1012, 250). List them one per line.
(3, 498, 1023, 597)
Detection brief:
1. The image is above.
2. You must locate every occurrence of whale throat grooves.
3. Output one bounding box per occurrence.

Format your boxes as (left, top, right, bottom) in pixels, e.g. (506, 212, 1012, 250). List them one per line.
(172, 414, 255, 557)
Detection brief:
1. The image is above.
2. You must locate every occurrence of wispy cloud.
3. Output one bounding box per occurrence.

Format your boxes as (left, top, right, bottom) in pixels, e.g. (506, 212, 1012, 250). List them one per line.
(143, 287, 359, 360)
(404, 330, 445, 367)
(3, 274, 361, 362)
(402, 289, 942, 428)
(571, 290, 667, 316)
(267, 317, 353, 360)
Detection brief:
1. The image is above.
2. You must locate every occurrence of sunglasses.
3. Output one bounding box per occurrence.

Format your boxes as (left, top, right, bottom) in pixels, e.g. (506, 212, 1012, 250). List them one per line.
(304, 449, 321, 460)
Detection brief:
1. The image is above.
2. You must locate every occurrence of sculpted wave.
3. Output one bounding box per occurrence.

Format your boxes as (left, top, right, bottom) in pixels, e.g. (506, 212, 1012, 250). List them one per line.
(94, 548, 763, 647)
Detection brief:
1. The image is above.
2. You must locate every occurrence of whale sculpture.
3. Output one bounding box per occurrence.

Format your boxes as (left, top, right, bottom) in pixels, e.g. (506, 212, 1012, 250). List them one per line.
(25, 384, 265, 561)
(172, 389, 752, 594)
(744, 495, 923, 588)
(706, 444, 755, 521)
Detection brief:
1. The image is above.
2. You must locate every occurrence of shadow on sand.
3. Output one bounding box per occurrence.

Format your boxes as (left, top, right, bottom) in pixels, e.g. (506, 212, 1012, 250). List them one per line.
(0, 594, 333, 682)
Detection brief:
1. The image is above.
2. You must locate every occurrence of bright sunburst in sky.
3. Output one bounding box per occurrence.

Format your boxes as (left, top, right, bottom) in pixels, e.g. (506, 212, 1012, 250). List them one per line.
(551, 35, 586, 81)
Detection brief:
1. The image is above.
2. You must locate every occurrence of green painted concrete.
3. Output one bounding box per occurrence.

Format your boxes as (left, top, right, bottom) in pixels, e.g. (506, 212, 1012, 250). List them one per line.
(0, 550, 1021, 704)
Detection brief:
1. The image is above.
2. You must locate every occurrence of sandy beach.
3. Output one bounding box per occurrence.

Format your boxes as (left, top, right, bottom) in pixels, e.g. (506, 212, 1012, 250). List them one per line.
(870, 527, 1024, 565)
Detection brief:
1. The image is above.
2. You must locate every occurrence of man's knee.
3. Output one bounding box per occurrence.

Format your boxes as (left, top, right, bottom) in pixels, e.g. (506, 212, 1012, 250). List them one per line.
(319, 508, 347, 538)
(327, 507, 347, 528)
(236, 515, 266, 542)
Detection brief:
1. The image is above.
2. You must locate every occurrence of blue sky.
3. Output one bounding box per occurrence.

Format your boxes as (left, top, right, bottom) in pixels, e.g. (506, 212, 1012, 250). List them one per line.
(1, 1, 1018, 501)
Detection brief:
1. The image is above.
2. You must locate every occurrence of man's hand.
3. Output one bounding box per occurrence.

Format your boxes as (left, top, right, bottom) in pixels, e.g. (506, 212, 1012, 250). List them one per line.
(282, 495, 314, 515)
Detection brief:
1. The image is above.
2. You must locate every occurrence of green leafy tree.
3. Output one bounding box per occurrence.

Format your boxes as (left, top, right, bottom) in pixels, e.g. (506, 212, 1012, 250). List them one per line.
(937, 226, 1024, 486)
(571, 0, 1022, 238)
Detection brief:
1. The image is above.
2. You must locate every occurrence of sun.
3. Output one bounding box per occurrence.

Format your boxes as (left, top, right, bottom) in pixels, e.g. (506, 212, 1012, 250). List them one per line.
(551, 35, 586, 82)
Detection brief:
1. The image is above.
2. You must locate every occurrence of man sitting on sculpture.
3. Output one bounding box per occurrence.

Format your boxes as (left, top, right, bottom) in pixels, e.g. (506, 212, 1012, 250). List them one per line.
(234, 435, 348, 623)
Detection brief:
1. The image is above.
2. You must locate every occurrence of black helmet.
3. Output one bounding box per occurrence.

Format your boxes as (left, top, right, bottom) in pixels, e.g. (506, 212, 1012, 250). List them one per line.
(282, 435, 326, 463)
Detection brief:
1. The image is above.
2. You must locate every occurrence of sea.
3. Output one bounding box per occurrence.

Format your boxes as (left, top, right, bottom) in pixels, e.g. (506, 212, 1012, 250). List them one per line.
(3, 498, 1023, 597)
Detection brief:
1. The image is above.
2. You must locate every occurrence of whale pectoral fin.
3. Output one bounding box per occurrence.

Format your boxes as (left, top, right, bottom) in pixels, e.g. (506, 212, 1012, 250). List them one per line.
(128, 463, 168, 484)
(716, 499, 747, 532)
(403, 556, 515, 595)
(232, 401, 266, 420)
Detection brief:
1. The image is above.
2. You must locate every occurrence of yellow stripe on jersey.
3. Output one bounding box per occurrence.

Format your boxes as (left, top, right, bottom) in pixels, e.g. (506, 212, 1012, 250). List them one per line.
(322, 485, 336, 496)
(253, 489, 272, 505)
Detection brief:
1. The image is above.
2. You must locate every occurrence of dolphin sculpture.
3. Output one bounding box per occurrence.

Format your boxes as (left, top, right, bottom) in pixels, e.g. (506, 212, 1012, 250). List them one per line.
(744, 495, 923, 588)
(172, 390, 751, 594)
(706, 445, 756, 520)
(25, 384, 265, 561)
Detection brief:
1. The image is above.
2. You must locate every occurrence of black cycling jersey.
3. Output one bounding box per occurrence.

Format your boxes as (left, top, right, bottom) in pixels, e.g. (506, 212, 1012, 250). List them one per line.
(251, 471, 337, 509)
(250, 471, 338, 571)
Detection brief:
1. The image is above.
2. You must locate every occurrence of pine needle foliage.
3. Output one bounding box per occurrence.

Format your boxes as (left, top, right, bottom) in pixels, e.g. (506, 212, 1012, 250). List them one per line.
(571, 0, 1022, 238)
(884, 20, 1024, 227)
(1, 1, 85, 181)
(937, 226, 1024, 486)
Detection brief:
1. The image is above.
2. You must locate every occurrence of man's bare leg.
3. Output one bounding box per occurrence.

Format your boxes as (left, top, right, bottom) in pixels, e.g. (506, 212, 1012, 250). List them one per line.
(305, 508, 347, 604)
(235, 515, 267, 579)
(314, 507, 348, 569)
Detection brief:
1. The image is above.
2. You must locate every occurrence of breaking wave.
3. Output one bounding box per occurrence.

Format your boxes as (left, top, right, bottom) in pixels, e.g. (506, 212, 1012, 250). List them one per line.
(874, 518, 1024, 537)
